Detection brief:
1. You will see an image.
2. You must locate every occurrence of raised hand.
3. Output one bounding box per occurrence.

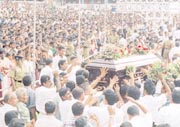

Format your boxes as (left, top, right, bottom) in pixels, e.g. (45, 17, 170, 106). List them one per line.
(114, 83, 120, 93)
(109, 75, 119, 89)
(157, 72, 165, 81)
(100, 67, 108, 78)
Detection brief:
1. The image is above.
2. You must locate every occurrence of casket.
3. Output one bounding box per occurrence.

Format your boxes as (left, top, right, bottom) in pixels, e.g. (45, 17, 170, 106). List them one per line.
(86, 54, 161, 87)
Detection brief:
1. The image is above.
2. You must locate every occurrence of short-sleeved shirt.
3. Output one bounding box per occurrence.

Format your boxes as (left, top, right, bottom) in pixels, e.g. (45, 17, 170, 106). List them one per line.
(139, 94, 167, 122)
(155, 103, 180, 127)
(35, 115, 63, 127)
(10, 66, 26, 88)
(130, 113, 153, 127)
(35, 86, 56, 114)
(17, 102, 30, 123)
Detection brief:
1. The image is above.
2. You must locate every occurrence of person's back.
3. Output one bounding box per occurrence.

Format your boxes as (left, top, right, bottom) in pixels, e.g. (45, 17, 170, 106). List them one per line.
(139, 80, 167, 122)
(155, 103, 180, 127)
(127, 105, 152, 127)
(87, 89, 124, 127)
(120, 86, 142, 121)
(35, 101, 63, 127)
(75, 116, 89, 127)
(155, 89, 180, 127)
(120, 122, 133, 127)
(4, 110, 18, 126)
(64, 102, 84, 127)
(8, 118, 25, 127)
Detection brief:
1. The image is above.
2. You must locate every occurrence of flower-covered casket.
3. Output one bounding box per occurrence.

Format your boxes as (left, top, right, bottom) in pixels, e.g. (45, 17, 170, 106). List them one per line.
(86, 54, 161, 87)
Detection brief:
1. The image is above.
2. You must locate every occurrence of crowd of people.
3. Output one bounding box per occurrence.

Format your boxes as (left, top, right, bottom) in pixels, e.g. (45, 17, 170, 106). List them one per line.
(0, 1, 180, 127)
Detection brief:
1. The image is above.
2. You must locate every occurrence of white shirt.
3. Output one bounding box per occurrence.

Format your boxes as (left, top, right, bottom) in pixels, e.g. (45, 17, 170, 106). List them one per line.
(68, 65, 81, 83)
(173, 29, 180, 41)
(169, 47, 180, 62)
(120, 101, 144, 121)
(86, 106, 109, 127)
(40, 65, 54, 84)
(130, 113, 152, 127)
(155, 103, 180, 127)
(0, 103, 17, 127)
(52, 55, 67, 71)
(35, 115, 63, 127)
(23, 60, 34, 75)
(59, 99, 77, 122)
(35, 86, 56, 114)
(139, 94, 167, 122)
(87, 105, 124, 127)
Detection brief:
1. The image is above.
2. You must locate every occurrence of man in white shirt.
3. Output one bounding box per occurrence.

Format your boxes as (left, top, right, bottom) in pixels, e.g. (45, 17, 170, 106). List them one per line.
(0, 92, 18, 127)
(139, 79, 169, 122)
(126, 96, 152, 127)
(35, 75, 56, 115)
(53, 45, 67, 71)
(59, 87, 76, 123)
(40, 58, 54, 84)
(64, 102, 85, 127)
(87, 89, 124, 127)
(68, 56, 81, 83)
(120, 86, 142, 121)
(72, 87, 85, 102)
(155, 89, 180, 127)
(35, 101, 63, 127)
(127, 105, 152, 127)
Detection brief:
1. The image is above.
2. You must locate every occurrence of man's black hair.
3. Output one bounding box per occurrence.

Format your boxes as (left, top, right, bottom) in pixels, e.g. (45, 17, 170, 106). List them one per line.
(40, 75, 50, 85)
(72, 102, 84, 116)
(66, 81, 76, 91)
(127, 105, 139, 116)
(45, 101, 56, 114)
(76, 75, 85, 86)
(144, 80, 156, 95)
(5, 110, 18, 126)
(103, 89, 118, 105)
(127, 86, 140, 100)
(23, 75, 32, 86)
(59, 87, 70, 99)
(72, 87, 84, 100)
